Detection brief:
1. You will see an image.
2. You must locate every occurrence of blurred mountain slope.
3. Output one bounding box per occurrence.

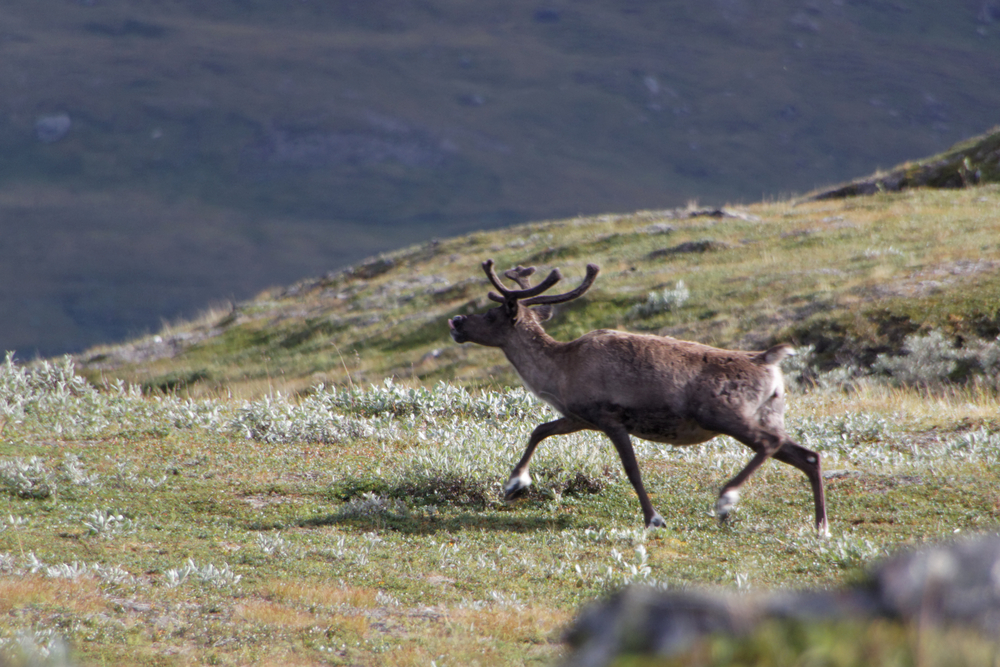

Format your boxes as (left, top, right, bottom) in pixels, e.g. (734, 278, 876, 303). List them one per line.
(3, 0, 999, 355)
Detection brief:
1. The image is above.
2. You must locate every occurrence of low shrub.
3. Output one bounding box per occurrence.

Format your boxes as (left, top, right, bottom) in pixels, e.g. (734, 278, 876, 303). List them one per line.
(873, 331, 1000, 389)
(628, 281, 690, 318)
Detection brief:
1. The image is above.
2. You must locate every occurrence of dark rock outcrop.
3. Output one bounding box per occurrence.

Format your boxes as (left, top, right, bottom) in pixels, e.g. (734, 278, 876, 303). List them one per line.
(806, 127, 1000, 200)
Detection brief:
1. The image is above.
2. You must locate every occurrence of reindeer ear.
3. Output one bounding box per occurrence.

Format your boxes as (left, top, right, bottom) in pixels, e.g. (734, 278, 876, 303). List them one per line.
(531, 305, 554, 322)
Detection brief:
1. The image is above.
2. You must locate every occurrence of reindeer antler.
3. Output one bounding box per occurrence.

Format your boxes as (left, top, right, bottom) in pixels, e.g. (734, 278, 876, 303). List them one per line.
(503, 266, 536, 289)
(522, 264, 599, 306)
(481, 260, 599, 306)
(482, 259, 561, 303)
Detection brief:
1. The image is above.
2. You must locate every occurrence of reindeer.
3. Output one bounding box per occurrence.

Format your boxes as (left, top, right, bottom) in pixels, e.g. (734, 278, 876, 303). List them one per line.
(448, 260, 829, 536)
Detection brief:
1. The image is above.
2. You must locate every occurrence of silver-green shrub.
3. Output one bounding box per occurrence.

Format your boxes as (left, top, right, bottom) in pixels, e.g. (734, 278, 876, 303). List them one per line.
(779, 345, 862, 393)
(0, 457, 55, 499)
(0, 628, 73, 667)
(873, 331, 1000, 389)
(230, 393, 381, 444)
(782, 332, 1000, 393)
(0, 356, 616, 505)
(0, 354, 104, 437)
(8, 349, 996, 516)
(628, 281, 690, 318)
(164, 559, 241, 588)
(873, 331, 962, 386)
(0, 354, 231, 439)
(82, 509, 135, 538)
(336, 492, 409, 520)
(324, 378, 541, 420)
(228, 380, 543, 445)
(256, 532, 290, 557)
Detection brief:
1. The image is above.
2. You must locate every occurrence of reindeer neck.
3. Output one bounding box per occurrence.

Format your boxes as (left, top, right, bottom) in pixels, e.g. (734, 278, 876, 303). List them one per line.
(499, 321, 565, 402)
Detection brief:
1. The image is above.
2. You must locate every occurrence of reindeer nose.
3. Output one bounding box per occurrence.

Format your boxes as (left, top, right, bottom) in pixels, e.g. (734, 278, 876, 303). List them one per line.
(449, 316, 464, 330)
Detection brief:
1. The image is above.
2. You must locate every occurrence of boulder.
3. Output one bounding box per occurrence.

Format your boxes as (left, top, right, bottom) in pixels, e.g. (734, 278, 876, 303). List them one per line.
(563, 534, 1000, 666)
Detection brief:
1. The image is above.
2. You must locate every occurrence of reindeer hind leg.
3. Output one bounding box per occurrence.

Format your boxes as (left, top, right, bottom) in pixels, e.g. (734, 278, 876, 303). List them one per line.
(714, 430, 783, 525)
(772, 441, 829, 537)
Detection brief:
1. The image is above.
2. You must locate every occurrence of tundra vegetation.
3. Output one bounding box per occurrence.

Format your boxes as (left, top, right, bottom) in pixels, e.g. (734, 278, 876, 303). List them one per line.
(3, 182, 1000, 665)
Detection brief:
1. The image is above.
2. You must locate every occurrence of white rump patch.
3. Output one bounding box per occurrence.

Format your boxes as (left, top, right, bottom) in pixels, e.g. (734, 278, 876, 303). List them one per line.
(762, 344, 796, 365)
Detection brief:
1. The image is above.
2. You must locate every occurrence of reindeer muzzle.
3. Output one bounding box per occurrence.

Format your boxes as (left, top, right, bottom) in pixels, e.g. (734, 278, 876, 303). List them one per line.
(448, 316, 467, 343)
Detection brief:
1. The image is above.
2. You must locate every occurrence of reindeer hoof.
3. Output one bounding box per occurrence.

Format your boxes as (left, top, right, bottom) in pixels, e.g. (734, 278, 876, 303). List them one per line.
(503, 486, 529, 501)
(503, 470, 532, 500)
(646, 513, 666, 529)
(715, 489, 740, 524)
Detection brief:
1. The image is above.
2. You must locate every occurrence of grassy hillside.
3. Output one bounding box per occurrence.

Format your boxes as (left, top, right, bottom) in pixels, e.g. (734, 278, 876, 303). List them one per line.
(74, 171, 1000, 400)
(3, 0, 1000, 356)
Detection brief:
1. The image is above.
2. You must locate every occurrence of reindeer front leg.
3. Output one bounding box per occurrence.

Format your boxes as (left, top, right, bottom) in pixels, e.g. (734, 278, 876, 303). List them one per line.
(504, 418, 586, 499)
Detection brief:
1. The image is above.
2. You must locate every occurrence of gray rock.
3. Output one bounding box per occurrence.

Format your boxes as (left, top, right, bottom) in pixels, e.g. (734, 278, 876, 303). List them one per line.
(563, 534, 1000, 666)
(648, 239, 731, 259)
(876, 535, 1000, 633)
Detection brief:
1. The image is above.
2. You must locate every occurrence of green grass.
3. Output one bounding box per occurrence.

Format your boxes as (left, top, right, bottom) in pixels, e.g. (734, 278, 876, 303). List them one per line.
(2, 357, 1000, 665)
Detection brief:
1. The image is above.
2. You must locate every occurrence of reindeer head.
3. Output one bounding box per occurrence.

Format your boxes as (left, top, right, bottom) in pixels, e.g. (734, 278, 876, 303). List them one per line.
(448, 260, 599, 347)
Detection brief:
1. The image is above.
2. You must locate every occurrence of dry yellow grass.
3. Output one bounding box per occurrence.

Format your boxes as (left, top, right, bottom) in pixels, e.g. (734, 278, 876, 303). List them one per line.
(233, 599, 323, 631)
(258, 579, 380, 609)
(446, 605, 571, 645)
(794, 381, 1000, 429)
(0, 575, 106, 615)
(238, 581, 570, 666)
(355, 604, 571, 667)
